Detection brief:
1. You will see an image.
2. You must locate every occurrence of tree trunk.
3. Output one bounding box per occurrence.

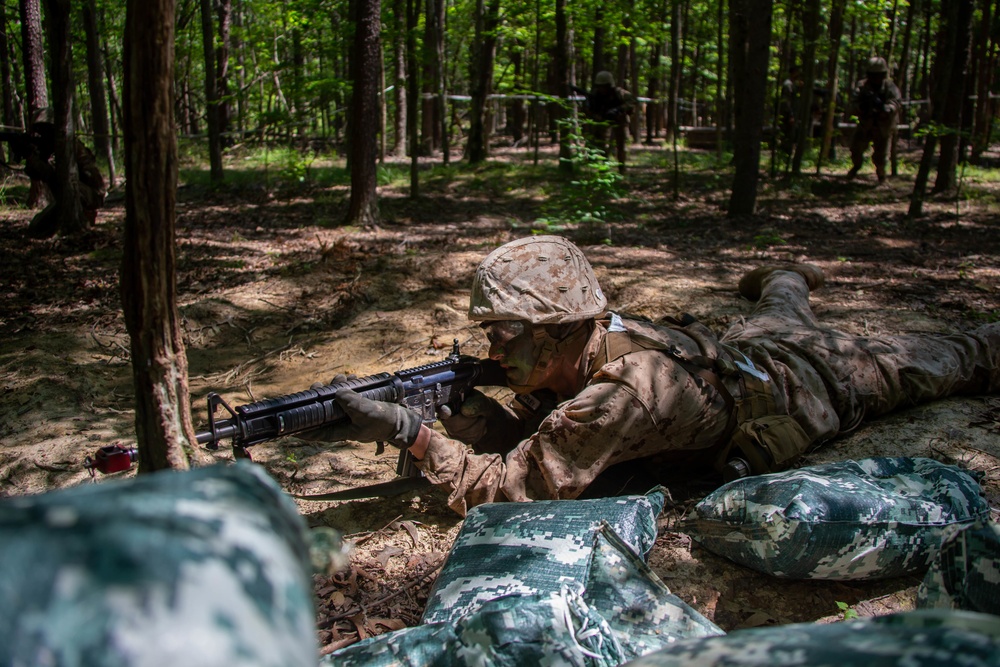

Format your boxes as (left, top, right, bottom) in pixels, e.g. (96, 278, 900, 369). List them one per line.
(817, 0, 845, 173)
(467, 0, 499, 163)
(83, 0, 116, 186)
(122, 0, 202, 472)
(200, 0, 223, 182)
(727, 0, 772, 218)
(932, 0, 974, 193)
(345, 0, 381, 226)
(0, 1, 16, 151)
(896, 0, 919, 101)
(421, 0, 442, 154)
(592, 7, 605, 77)
(406, 0, 419, 195)
(20, 0, 47, 209)
(791, 0, 818, 174)
(714, 0, 725, 159)
(666, 0, 681, 140)
(970, 0, 997, 162)
(554, 0, 572, 172)
(216, 0, 232, 145)
(391, 0, 407, 157)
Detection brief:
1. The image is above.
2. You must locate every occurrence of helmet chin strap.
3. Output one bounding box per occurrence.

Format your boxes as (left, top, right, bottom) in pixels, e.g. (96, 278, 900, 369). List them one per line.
(507, 322, 590, 395)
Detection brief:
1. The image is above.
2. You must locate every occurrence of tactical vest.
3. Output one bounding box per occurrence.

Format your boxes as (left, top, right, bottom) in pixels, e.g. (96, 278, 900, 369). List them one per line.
(590, 313, 812, 480)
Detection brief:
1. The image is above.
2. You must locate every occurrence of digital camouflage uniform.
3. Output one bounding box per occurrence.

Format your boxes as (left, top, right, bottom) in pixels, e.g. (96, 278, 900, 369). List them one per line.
(416, 238, 1000, 516)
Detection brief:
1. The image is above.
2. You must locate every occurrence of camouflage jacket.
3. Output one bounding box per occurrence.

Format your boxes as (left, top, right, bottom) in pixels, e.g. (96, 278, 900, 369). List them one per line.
(849, 77, 903, 131)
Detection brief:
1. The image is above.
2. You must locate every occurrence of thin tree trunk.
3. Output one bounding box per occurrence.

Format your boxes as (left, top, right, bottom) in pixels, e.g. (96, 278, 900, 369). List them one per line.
(714, 0, 725, 160)
(0, 1, 16, 145)
(406, 0, 419, 194)
(592, 7, 605, 77)
(392, 0, 407, 157)
(83, 0, 115, 186)
(554, 0, 572, 172)
(200, 0, 223, 182)
(728, 0, 772, 217)
(216, 0, 232, 145)
(123, 0, 202, 472)
(666, 0, 681, 140)
(345, 0, 381, 226)
(971, 0, 998, 161)
(817, 0, 845, 173)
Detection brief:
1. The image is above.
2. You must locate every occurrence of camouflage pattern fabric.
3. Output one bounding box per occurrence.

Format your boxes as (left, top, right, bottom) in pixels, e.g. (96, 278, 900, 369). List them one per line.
(619, 609, 1000, 667)
(328, 490, 721, 666)
(685, 457, 990, 580)
(421, 489, 666, 624)
(0, 462, 318, 667)
(918, 519, 1000, 615)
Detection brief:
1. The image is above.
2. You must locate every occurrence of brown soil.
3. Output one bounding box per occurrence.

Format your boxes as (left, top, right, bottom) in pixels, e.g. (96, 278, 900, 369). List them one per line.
(1, 144, 999, 652)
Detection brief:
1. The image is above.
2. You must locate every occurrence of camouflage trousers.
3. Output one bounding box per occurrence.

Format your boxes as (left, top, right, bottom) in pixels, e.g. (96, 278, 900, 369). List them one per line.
(722, 270, 1000, 446)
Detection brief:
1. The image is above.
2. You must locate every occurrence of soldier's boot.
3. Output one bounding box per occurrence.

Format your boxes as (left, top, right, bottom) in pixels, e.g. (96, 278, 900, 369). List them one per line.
(738, 264, 825, 302)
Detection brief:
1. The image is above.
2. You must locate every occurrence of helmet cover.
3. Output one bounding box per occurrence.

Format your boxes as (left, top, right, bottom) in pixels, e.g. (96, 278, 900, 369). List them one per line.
(469, 236, 607, 325)
(866, 57, 888, 74)
(594, 71, 615, 87)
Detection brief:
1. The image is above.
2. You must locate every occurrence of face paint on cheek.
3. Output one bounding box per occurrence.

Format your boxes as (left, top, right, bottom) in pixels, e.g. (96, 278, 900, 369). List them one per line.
(501, 332, 544, 387)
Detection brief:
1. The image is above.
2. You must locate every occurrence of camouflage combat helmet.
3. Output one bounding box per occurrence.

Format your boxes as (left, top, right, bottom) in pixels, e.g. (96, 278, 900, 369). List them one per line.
(594, 71, 615, 87)
(469, 236, 607, 325)
(866, 57, 888, 74)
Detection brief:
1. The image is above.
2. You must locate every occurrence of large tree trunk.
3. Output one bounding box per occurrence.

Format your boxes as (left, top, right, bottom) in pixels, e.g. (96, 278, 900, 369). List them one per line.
(467, 0, 499, 163)
(123, 0, 201, 472)
(932, 0, 974, 193)
(83, 0, 115, 186)
(345, 0, 381, 226)
(200, 0, 223, 182)
(727, 0, 772, 218)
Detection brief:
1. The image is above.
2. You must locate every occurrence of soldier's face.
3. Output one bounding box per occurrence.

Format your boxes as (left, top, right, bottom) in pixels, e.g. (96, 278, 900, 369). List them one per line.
(483, 320, 545, 389)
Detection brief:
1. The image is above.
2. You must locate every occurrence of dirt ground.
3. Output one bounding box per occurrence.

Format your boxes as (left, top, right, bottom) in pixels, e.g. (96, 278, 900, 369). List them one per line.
(1, 143, 999, 652)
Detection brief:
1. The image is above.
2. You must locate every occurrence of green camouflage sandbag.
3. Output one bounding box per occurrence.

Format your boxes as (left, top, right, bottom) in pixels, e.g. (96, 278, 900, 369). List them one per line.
(327, 520, 722, 666)
(918, 519, 1000, 614)
(685, 457, 989, 580)
(0, 462, 318, 667)
(421, 489, 667, 625)
(619, 609, 1000, 667)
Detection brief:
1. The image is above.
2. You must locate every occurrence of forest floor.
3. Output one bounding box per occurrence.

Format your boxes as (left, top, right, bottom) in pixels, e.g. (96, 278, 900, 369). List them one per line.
(1, 140, 1000, 654)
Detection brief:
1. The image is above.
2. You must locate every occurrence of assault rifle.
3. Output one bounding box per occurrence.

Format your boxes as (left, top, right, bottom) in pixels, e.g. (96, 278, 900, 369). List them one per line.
(194, 340, 503, 500)
(856, 88, 886, 119)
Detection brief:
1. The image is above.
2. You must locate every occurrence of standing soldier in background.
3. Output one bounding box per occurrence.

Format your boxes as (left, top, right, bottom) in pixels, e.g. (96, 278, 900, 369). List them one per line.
(577, 71, 634, 174)
(847, 57, 902, 184)
(777, 65, 803, 157)
(23, 108, 107, 236)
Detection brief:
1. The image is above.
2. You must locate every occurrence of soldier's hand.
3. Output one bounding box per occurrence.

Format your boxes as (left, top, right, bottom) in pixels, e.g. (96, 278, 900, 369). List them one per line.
(438, 389, 512, 447)
(882, 103, 895, 115)
(299, 388, 422, 448)
(311, 373, 358, 390)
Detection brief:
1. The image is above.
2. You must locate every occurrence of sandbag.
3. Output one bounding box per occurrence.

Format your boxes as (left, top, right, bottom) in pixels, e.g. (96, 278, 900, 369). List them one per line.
(327, 489, 723, 666)
(685, 457, 990, 580)
(0, 462, 318, 667)
(918, 518, 1000, 615)
(618, 609, 1000, 667)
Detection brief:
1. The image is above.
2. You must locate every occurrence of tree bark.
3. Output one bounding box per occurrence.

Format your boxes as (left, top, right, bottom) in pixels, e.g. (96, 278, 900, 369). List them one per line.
(467, 0, 499, 163)
(216, 0, 233, 145)
(791, 0, 819, 174)
(727, 0, 772, 218)
(406, 0, 419, 195)
(122, 0, 202, 472)
(666, 0, 681, 140)
(816, 0, 845, 173)
(0, 1, 16, 150)
(83, 0, 116, 186)
(391, 0, 407, 157)
(20, 0, 47, 209)
(932, 0, 974, 193)
(554, 0, 572, 172)
(200, 0, 223, 182)
(345, 0, 381, 226)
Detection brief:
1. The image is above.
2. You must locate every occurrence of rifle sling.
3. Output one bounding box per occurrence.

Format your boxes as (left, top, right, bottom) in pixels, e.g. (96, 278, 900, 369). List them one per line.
(291, 475, 431, 501)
